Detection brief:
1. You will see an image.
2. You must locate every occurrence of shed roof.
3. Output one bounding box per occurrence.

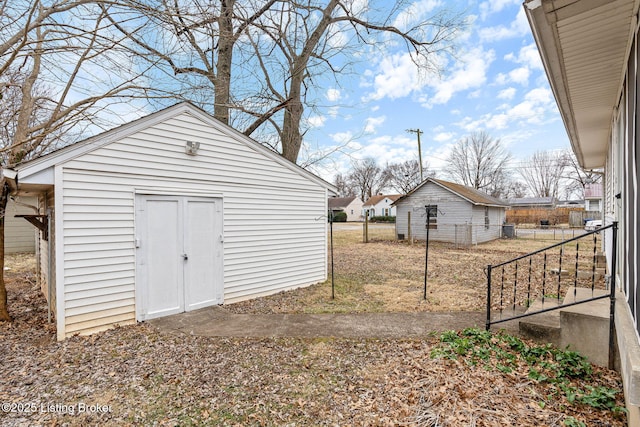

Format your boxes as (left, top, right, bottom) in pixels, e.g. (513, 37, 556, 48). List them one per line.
(363, 194, 401, 207)
(328, 197, 359, 209)
(509, 197, 556, 207)
(5, 102, 336, 195)
(393, 178, 508, 208)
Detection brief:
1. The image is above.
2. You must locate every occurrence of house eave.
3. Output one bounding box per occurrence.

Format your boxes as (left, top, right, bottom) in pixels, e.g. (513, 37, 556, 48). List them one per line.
(524, 0, 639, 169)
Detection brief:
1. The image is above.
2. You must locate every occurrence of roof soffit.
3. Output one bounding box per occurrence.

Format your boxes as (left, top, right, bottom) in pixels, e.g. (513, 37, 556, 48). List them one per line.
(525, 0, 638, 169)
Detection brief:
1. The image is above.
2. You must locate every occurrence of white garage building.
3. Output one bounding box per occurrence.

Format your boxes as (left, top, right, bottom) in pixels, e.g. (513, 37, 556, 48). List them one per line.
(2, 103, 334, 340)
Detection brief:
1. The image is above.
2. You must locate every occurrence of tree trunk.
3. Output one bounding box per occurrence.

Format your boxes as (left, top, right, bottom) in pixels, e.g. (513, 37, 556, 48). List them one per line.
(281, 97, 303, 163)
(0, 179, 12, 321)
(214, 0, 235, 125)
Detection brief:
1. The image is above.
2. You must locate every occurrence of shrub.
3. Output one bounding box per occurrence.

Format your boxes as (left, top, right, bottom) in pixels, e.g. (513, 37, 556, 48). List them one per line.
(331, 211, 347, 222)
(369, 215, 395, 223)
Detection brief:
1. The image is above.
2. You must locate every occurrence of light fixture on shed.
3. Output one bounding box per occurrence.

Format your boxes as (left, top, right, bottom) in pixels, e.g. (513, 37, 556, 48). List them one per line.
(185, 140, 200, 155)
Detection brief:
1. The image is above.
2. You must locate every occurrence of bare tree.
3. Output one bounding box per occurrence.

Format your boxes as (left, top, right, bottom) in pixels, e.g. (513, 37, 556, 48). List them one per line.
(333, 173, 356, 197)
(383, 159, 432, 194)
(501, 180, 529, 199)
(518, 150, 568, 199)
(562, 149, 602, 199)
(446, 131, 512, 195)
(0, 0, 147, 321)
(107, 0, 280, 126)
(349, 157, 387, 202)
(245, 0, 465, 163)
(115, 1, 465, 163)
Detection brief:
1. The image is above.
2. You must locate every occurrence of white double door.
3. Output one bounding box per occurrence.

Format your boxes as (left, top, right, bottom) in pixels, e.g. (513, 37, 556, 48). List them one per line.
(136, 195, 223, 321)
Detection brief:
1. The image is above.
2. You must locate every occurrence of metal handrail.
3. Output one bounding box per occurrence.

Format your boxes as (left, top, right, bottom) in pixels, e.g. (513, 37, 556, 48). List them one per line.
(485, 222, 618, 369)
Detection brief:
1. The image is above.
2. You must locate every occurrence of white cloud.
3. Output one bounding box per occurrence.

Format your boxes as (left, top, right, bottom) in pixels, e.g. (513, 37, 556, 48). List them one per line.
(508, 67, 530, 85)
(498, 87, 517, 100)
(363, 52, 427, 101)
(479, 0, 520, 20)
(433, 132, 455, 142)
(505, 43, 544, 70)
(351, 134, 421, 166)
(494, 67, 530, 86)
(330, 131, 354, 144)
(454, 86, 557, 132)
(393, 0, 443, 31)
(421, 47, 495, 107)
(478, 8, 529, 42)
(364, 115, 386, 134)
(326, 88, 341, 102)
(525, 87, 552, 104)
(307, 115, 326, 128)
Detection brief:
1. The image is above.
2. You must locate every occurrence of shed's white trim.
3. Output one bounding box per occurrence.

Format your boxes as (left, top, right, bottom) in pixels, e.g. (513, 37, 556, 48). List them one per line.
(54, 165, 65, 341)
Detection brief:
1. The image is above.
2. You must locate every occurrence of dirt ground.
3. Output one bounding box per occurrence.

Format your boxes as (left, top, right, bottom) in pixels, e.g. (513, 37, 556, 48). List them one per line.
(226, 225, 603, 316)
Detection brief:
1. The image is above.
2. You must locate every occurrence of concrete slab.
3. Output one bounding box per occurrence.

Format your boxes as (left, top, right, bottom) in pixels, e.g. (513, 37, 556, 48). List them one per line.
(148, 307, 520, 339)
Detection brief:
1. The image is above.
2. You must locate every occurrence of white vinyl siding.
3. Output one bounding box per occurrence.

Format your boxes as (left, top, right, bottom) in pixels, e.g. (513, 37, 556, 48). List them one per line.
(396, 183, 473, 242)
(54, 111, 327, 338)
(395, 181, 506, 244)
(4, 197, 37, 254)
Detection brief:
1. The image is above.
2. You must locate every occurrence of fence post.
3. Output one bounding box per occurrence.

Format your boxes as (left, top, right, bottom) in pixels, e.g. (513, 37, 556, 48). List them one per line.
(363, 214, 369, 243)
(485, 264, 493, 330)
(408, 211, 412, 245)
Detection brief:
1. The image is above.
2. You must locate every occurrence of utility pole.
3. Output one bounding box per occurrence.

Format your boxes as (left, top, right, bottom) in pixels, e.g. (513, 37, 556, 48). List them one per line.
(406, 128, 424, 181)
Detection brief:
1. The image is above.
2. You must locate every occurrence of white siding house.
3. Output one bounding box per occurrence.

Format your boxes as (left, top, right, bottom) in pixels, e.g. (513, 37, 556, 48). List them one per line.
(363, 195, 401, 218)
(328, 197, 364, 221)
(525, 0, 640, 421)
(2, 103, 334, 340)
(394, 179, 507, 245)
(4, 196, 37, 254)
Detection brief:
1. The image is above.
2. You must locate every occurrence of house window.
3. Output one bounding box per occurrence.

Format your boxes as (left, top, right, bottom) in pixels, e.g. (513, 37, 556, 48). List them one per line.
(484, 207, 490, 230)
(350, 209, 354, 214)
(427, 205, 437, 229)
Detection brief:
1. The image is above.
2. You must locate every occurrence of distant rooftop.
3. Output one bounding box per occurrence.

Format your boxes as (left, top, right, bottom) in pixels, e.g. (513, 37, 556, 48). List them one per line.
(509, 197, 555, 207)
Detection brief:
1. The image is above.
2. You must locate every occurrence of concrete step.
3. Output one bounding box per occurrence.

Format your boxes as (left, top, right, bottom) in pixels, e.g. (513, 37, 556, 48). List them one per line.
(519, 298, 562, 346)
(518, 289, 611, 366)
(576, 270, 604, 280)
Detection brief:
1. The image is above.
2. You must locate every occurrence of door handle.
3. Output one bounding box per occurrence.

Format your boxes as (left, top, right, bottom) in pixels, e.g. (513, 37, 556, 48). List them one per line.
(182, 253, 188, 260)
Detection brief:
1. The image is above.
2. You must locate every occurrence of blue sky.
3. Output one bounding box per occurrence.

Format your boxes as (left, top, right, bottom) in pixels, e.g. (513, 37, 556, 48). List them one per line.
(301, 0, 571, 182)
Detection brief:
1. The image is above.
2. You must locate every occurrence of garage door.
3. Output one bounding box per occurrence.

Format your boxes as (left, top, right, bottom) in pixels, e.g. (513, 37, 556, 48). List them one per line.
(135, 195, 223, 321)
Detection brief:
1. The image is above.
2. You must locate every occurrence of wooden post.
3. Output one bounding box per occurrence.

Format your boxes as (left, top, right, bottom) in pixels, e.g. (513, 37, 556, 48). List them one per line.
(363, 213, 369, 243)
(407, 211, 412, 245)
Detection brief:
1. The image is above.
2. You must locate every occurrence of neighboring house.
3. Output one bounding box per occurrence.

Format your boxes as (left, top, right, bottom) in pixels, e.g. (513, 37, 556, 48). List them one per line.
(508, 197, 556, 209)
(1, 103, 335, 340)
(4, 196, 37, 254)
(328, 196, 363, 221)
(526, 0, 640, 421)
(584, 182, 603, 213)
(393, 178, 508, 244)
(363, 194, 401, 218)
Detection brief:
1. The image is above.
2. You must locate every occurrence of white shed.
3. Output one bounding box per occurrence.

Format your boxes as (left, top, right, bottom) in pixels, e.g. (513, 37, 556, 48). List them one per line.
(2, 103, 334, 340)
(394, 178, 508, 245)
